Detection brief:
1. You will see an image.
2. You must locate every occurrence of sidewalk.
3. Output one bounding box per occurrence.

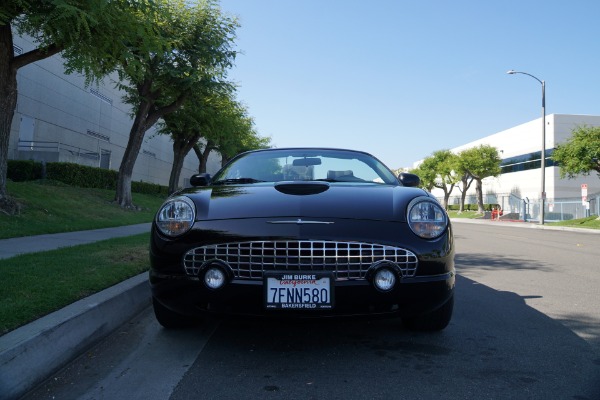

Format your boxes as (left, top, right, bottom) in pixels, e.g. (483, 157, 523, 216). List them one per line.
(0, 223, 152, 260)
(0, 223, 153, 400)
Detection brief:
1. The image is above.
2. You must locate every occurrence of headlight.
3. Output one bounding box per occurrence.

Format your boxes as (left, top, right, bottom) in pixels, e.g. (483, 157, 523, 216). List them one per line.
(407, 197, 448, 239)
(155, 196, 195, 237)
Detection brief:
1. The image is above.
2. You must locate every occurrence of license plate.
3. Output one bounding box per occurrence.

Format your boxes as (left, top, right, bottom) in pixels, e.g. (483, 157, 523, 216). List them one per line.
(265, 272, 333, 310)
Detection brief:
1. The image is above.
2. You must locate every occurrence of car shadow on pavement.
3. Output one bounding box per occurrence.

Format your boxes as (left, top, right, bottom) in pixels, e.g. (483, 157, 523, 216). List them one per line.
(455, 252, 554, 273)
(169, 275, 600, 400)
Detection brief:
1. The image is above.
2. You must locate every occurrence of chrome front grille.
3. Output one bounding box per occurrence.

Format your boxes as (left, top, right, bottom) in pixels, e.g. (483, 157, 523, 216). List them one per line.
(183, 241, 418, 280)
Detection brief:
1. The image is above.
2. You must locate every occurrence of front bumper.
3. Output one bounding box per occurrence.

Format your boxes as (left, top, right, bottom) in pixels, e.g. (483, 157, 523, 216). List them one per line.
(150, 270, 455, 318)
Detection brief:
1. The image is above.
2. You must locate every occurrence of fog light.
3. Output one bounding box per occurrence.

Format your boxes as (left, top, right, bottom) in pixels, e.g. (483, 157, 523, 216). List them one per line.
(204, 267, 226, 290)
(374, 269, 396, 292)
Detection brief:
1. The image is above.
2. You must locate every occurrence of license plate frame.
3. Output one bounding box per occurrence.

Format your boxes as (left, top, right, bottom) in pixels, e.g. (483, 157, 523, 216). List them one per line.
(264, 271, 334, 310)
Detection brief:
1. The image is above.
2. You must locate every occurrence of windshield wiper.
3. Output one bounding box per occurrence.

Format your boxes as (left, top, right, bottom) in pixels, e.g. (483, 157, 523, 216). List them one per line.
(212, 178, 265, 185)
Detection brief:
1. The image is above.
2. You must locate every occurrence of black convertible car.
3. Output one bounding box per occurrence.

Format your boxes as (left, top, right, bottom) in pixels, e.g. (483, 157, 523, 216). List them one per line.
(150, 148, 455, 331)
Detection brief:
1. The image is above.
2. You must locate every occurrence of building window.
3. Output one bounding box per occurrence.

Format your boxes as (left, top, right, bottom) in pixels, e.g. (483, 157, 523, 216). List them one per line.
(89, 88, 113, 105)
(86, 129, 110, 142)
(13, 45, 23, 55)
(500, 149, 556, 174)
(143, 149, 156, 158)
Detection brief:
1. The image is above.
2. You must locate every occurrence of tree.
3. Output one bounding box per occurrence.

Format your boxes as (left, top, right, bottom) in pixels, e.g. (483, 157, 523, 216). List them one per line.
(192, 97, 270, 167)
(109, 0, 238, 208)
(454, 154, 476, 212)
(188, 97, 268, 172)
(0, 0, 138, 213)
(458, 145, 502, 213)
(192, 117, 269, 172)
(215, 113, 270, 166)
(161, 100, 205, 194)
(552, 125, 600, 179)
(418, 150, 459, 210)
(159, 79, 236, 194)
(193, 140, 217, 173)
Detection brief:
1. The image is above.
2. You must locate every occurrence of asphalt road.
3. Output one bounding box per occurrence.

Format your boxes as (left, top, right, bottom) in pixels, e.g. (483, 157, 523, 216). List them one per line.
(23, 222, 600, 400)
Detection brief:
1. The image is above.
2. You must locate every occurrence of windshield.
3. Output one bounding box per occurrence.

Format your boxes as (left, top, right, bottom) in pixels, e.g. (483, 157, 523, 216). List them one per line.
(212, 149, 399, 185)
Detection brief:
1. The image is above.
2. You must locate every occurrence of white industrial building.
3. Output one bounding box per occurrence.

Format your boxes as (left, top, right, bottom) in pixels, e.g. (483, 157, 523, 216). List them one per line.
(8, 34, 222, 188)
(426, 114, 600, 221)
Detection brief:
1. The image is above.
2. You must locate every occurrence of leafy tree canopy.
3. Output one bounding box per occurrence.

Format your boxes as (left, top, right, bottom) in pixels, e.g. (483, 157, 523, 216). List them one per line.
(419, 150, 459, 188)
(552, 125, 600, 179)
(458, 144, 501, 179)
(216, 102, 270, 161)
(110, 0, 238, 112)
(2, 0, 154, 77)
(159, 78, 236, 141)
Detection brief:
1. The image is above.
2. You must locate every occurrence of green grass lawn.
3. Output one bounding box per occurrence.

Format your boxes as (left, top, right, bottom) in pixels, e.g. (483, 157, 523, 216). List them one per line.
(0, 180, 166, 239)
(0, 180, 165, 334)
(0, 233, 150, 334)
(547, 216, 600, 230)
(447, 210, 483, 219)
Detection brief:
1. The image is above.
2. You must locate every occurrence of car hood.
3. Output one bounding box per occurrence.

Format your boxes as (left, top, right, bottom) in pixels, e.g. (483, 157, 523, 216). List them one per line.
(182, 182, 429, 223)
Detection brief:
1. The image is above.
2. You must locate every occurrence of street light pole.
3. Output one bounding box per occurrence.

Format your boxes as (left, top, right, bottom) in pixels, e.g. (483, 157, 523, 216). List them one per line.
(507, 70, 546, 225)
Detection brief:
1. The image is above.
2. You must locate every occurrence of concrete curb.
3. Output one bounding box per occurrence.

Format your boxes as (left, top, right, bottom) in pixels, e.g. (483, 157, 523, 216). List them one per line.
(0, 273, 150, 400)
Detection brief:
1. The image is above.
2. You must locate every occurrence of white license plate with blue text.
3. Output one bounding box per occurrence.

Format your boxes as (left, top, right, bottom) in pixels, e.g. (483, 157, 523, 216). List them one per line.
(265, 272, 333, 310)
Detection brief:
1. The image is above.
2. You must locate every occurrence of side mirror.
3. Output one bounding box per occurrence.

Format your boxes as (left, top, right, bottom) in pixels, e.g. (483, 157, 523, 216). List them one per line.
(398, 172, 420, 187)
(190, 173, 211, 187)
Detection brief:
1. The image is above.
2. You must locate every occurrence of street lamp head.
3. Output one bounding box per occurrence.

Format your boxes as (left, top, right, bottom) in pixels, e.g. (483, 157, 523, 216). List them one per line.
(506, 70, 516, 74)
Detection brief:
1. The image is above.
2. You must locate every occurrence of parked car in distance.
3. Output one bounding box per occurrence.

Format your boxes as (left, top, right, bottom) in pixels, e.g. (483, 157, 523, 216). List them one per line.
(150, 148, 455, 331)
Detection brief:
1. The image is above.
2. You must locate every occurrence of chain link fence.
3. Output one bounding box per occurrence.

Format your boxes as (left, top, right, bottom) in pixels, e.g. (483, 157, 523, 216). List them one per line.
(443, 192, 599, 222)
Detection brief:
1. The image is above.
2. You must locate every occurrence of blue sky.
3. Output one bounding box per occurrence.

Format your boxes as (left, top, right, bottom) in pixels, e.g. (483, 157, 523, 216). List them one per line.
(218, 0, 600, 169)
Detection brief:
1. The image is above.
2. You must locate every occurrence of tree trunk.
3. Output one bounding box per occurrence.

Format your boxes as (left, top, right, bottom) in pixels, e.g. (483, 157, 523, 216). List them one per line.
(169, 143, 186, 195)
(220, 154, 230, 167)
(193, 140, 215, 173)
(200, 143, 213, 173)
(1, 24, 62, 213)
(0, 24, 18, 203)
(114, 78, 186, 207)
(168, 134, 199, 194)
(435, 182, 453, 211)
(459, 187, 467, 212)
(459, 176, 473, 212)
(115, 100, 152, 208)
(192, 144, 202, 172)
(475, 178, 484, 213)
